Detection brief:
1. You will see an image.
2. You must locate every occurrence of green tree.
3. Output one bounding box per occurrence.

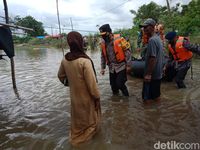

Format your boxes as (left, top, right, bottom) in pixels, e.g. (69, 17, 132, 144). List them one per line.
(14, 15, 46, 36)
(178, 0, 200, 35)
(130, 0, 200, 36)
(130, 1, 163, 26)
(159, 3, 182, 32)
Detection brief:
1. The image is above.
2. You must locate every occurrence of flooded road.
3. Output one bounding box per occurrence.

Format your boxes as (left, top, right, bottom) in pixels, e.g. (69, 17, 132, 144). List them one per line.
(0, 47, 200, 150)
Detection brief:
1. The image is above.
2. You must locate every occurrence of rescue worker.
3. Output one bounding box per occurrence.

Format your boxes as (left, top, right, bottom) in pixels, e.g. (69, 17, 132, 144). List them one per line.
(99, 24, 131, 96)
(165, 31, 200, 88)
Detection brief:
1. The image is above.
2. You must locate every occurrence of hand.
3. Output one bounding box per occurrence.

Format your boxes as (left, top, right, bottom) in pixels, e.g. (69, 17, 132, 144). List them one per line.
(144, 74, 152, 82)
(95, 99, 100, 110)
(163, 65, 167, 76)
(100, 69, 105, 75)
(136, 48, 141, 52)
(126, 65, 131, 73)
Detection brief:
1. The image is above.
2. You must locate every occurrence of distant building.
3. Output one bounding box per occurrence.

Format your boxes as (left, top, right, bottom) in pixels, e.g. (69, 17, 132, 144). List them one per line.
(35, 34, 62, 39)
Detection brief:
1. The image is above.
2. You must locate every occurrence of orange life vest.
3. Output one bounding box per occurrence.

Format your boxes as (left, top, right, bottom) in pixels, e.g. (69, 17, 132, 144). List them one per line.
(159, 32, 165, 43)
(142, 30, 164, 47)
(157, 24, 165, 45)
(168, 36, 193, 62)
(101, 34, 126, 64)
(142, 30, 149, 45)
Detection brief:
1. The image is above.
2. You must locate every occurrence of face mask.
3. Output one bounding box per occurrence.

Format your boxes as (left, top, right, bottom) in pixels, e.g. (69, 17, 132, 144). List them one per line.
(169, 40, 175, 45)
(102, 34, 110, 43)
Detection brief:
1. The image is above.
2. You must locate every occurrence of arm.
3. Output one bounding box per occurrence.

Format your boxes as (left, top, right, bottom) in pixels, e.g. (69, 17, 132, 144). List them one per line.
(101, 49, 106, 75)
(57, 60, 68, 86)
(84, 59, 100, 100)
(144, 39, 157, 82)
(125, 49, 132, 73)
(183, 39, 200, 55)
(144, 56, 156, 82)
(137, 31, 142, 48)
(120, 37, 132, 72)
(125, 49, 132, 65)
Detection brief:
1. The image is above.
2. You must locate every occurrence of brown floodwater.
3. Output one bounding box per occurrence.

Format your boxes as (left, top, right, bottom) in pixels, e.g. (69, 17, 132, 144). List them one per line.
(0, 47, 200, 150)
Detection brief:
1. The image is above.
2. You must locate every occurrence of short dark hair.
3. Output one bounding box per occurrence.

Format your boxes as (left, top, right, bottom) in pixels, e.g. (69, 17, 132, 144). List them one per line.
(165, 32, 177, 41)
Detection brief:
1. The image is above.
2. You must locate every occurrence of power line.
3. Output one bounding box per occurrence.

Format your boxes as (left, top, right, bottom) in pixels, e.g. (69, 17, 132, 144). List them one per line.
(43, 26, 97, 33)
(0, 16, 5, 19)
(72, 0, 133, 30)
(2, 0, 132, 34)
(100, 0, 132, 15)
(62, 0, 132, 23)
(102, 0, 132, 18)
(48, 0, 133, 34)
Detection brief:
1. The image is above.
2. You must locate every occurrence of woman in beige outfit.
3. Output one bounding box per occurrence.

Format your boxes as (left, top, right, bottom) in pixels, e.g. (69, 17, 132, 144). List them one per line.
(58, 31, 101, 146)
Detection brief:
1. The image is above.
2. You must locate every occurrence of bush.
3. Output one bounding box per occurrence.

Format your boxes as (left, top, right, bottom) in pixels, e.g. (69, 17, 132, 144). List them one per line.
(13, 35, 68, 49)
(13, 35, 32, 44)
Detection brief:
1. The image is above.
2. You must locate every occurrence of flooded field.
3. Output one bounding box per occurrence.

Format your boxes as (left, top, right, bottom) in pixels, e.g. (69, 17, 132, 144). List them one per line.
(0, 47, 200, 150)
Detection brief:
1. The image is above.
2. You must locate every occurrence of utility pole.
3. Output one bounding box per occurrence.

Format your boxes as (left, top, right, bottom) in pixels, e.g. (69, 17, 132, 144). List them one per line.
(3, 0, 17, 89)
(166, 0, 171, 13)
(56, 0, 64, 56)
(70, 17, 73, 31)
(166, 0, 174, 31)
(51, 25, 53, 36)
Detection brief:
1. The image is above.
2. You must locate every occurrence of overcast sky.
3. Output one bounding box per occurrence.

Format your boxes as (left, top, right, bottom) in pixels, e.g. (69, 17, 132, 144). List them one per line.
(0, 0, 191, 35)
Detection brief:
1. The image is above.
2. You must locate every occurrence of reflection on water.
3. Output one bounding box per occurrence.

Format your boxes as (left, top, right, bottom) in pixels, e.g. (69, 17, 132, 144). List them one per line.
(0, 47, 200, 150)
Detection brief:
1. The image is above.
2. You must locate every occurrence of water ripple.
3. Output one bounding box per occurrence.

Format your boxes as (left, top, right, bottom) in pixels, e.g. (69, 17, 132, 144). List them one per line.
(0, 48, 200, 149)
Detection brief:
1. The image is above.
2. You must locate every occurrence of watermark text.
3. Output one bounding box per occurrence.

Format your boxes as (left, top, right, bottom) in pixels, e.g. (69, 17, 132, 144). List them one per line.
(154, 141, 200, 150)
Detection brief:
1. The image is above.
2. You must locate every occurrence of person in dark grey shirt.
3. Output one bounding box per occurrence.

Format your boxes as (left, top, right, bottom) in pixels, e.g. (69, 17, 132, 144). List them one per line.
(139, 18, 163, 103)
(144, 34, 163, 80)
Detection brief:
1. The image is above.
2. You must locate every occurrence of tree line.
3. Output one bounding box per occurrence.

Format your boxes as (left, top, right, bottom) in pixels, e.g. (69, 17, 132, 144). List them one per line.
(131, 0, 200, 36)
(11, 0, 200, 47)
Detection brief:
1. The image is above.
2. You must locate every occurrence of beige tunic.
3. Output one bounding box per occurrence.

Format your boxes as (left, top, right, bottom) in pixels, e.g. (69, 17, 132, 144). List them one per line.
(58, 57, 101, 146)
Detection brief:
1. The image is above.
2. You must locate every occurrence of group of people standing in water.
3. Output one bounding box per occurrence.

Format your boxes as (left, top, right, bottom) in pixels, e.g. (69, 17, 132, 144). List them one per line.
(57, 18, 200, 146)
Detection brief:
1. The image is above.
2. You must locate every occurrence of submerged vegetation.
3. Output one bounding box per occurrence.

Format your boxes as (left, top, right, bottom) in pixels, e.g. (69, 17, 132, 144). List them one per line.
(13, 35, 68, 49)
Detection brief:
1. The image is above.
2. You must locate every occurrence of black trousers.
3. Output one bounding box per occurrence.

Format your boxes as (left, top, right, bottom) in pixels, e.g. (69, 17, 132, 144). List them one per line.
(142, 79, 161, 100)
(165, 63, 190, 88)
(109, 69, 129, 96)
(175, 66, 190, 88)
(165, 65, 177, 82)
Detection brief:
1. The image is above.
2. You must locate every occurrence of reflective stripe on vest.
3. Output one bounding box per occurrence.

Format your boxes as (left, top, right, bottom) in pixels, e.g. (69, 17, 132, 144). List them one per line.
(101, 34, 125, 64)
(168, 36, 193, 62)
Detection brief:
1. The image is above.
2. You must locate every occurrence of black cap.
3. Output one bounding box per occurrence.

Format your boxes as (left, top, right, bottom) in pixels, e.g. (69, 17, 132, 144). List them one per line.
(99, 24, 112, 35)
(139, 18, 156, 28)
(165, 32, 177, 41)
